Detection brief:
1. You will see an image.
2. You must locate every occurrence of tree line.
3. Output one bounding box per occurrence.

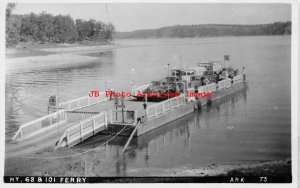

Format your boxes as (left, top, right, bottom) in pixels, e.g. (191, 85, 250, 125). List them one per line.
(115, 22, 291, 39)
(6, 3, 115, 47)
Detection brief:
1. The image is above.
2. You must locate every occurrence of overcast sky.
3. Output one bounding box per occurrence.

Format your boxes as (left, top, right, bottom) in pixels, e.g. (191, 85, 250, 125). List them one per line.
(13, 3, 291, 32)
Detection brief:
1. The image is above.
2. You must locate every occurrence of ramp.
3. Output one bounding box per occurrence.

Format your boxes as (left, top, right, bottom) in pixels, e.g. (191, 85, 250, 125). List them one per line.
(56, 111, 108, 148)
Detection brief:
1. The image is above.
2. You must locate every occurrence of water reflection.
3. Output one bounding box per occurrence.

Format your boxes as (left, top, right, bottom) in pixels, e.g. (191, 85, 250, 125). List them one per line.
(5, 51, 115, 132)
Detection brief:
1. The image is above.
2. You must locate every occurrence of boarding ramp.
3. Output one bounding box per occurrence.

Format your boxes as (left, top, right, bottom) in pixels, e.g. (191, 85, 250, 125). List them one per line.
(12, 110, 67, 142)
(56, 111, 108, 148)
(12, 92, 109, 142)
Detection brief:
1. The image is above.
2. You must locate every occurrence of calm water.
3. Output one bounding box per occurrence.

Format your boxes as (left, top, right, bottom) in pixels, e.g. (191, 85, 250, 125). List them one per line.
(5, 36, 291, 175)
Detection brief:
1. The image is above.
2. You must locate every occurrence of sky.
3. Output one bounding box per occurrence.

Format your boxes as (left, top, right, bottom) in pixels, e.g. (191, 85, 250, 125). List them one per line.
(13, 3, 291, 32)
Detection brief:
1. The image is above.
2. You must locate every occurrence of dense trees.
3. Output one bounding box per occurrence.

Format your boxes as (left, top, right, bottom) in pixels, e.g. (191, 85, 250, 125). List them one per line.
(5, 3, 115, 47)
(115, 22, 292, 39)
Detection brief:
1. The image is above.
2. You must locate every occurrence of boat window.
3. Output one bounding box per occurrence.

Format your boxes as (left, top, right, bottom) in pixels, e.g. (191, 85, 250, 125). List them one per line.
(183, 72, 186, 76)
(187, 72, 190, 76)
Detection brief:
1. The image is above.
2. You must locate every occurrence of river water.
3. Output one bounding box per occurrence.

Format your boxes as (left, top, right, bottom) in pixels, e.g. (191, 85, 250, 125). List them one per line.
(5, 36, 291, 175)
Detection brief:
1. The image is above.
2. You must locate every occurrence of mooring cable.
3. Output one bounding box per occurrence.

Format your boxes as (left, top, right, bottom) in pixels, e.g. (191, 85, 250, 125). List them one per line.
(77, 126, 133, 148)
(5, 128, 19, 134)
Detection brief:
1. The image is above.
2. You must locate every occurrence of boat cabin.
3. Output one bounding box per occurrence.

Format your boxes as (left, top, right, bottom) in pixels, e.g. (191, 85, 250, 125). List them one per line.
(181, 69, 196, 85)
(163, 76, 182, 84)
(171, 69, 184, 77)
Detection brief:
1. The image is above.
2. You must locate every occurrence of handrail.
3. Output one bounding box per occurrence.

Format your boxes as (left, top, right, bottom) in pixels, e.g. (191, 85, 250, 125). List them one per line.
(67, 111, 106, 132)
(56, 111, 107, 147)
(58, 91, 108, 111)
(232, 75, 243, 85)
(146, 94, 186, 119)
(12, 109, 66, 141)
(58, 96, 89, 105)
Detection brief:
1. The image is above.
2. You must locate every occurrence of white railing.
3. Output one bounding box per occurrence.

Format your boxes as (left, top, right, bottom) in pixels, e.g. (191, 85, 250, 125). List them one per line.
(58, 91, 108, 111)
(12, 110, 67, 142)
(232, 75, 244, 85)
(146, 95, 186, 119)
(217, 79, 231, 90)
(217, 79, 227, 90)
(198, 83, 217, 93)
(57, 111, 107, 147)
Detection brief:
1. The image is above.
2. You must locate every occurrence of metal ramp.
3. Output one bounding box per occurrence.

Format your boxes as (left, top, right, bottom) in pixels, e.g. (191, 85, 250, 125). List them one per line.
(11, 92, 109, 143)
(56, 111, 108, 148)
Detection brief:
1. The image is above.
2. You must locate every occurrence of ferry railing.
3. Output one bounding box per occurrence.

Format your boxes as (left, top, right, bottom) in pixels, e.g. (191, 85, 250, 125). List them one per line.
(198, 83, 217, 93)
(217, 79, 231, 90)
(218, 79, 227, 90)
(12, 110, 67, 142)
(146, 95, 186, 119)
(170, 97, 179, 108)
(232, 75, 243, 85)
(163, 100, 171, 112)
(57, 111, 107, 148)
(58, 92, 108, 111)
(110, 110, 138, 125)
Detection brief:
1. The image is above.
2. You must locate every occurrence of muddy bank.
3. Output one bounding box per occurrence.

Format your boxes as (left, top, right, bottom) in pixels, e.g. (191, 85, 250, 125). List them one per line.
(5, 143, 291, 178)
(166, 160, 291, 177)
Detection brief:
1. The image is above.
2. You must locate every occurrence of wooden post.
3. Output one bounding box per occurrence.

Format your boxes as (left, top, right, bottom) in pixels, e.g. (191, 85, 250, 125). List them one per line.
(110, 110, 113, 123)
(64, 111, 67, 120)
(134, 110, 137, 124)
(66, 131, 70, 147)
(146, 108, 148, 118)
(122, 122, 140, 154)
(104, 111, 108, 128)
(80, 123, 83, 142)
(92, 118, 96, 135)
(20, 129, 23, 138)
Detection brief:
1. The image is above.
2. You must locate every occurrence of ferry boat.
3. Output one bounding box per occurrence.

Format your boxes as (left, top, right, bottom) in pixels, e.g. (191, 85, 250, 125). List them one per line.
(132, 60, 242, 102)
(9, 55, 248, 151)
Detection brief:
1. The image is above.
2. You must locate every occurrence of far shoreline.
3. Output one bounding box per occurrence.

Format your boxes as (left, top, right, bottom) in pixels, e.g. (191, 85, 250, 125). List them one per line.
(5, 35, 290, 59)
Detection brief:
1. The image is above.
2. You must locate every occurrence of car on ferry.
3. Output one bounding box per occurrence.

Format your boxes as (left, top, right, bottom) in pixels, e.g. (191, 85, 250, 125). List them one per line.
(189, 75, 202, 88)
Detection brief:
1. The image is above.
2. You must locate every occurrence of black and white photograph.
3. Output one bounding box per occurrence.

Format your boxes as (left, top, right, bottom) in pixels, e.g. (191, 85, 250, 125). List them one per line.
(2, 0, 299, 185)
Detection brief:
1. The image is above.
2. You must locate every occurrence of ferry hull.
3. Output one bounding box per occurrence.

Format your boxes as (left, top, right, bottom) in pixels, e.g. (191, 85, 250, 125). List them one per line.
(136, 81, 248, 136)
